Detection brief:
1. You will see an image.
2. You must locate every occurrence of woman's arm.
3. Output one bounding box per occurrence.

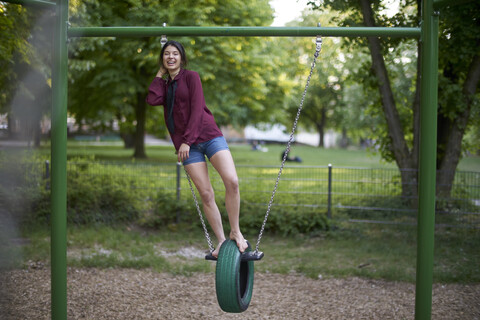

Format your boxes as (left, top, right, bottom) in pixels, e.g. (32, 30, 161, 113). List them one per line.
(145, 68, 167, 106)
(182, 71, 206, 146)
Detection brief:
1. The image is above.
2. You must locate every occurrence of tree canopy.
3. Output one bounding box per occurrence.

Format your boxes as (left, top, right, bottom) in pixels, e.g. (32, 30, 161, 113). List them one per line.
(67, 0, 289, 157)
(0, 2, 53, 144)
(307, 0, 480, 198)
(1, 1, 477, 194)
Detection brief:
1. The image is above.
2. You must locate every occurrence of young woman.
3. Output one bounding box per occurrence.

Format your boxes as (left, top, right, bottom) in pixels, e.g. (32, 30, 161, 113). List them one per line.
(146, 40, 248, 257)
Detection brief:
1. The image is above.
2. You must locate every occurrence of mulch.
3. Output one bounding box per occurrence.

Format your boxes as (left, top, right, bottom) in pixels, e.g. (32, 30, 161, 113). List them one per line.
(1, 266, 479, 319)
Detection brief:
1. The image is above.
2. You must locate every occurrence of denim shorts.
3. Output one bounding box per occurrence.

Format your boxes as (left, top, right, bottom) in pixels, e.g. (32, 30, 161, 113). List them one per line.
(183, 136, 229, 165)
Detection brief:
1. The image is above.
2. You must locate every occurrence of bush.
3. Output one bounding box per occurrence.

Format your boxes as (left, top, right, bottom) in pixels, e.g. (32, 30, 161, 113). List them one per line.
(138, 192, 198, 228)
(27, 160, 145, 225)
(0, 157, 48, 226)
(65, 162, 142, 224)
(240, 201, 329, 236)
(137, 193, 330, 237)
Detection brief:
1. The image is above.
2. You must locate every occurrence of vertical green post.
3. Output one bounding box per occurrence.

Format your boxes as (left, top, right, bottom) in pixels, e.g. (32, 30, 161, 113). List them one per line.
(51, 0, 68, 319)
(415, 0, 439, 319)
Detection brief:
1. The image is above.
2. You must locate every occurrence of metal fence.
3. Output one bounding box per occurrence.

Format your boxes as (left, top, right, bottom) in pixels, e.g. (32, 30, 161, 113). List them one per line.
(30, 161, 480, 228)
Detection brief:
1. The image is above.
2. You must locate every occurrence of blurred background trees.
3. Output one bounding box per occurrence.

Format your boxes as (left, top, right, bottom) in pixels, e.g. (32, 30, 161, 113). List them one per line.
(0, 0, 478, 198)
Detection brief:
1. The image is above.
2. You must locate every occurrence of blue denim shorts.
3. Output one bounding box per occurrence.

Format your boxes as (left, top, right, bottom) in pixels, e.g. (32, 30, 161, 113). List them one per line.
(183, 136, 229, 165)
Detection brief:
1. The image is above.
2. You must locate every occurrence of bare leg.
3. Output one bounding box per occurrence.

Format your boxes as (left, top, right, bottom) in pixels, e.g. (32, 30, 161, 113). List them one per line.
(210, 150, 248, 253)
(184, 162, 225, 257)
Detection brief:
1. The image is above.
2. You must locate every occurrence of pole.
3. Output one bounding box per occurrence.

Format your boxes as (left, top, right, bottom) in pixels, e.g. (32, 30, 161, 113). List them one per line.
(415, 0, 439, 319)
(68, 26, 421, 39)
(327, 164, 332, 219)
(51, 0, 68, 319)
(45, 160, 50, 190)
(176, 162, 181, 223)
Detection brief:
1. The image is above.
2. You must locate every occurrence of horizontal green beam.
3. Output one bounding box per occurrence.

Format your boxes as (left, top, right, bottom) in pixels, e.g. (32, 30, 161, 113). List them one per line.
(1, 0, 55, 8)
(68, 26, 421, 38)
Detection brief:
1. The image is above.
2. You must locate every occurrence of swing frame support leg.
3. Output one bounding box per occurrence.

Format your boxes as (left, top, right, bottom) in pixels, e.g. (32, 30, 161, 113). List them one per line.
(51, 1, 69, 320)
(415, 0, 438, 319)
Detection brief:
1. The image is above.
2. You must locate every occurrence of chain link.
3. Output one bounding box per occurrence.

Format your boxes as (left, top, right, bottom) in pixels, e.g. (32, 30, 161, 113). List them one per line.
(254, 41, 322, 253)
(184, 168, 215, 253)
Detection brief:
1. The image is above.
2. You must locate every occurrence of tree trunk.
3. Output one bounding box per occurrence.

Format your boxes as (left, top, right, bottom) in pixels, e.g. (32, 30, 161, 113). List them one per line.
(317, 124, 324, 147)
(340, 127, 348, 148)
(120, 132, 135, 149)
(359, 0, 416, 199)
(437, 53, 480, 197)
(133, 92, 147, 159)
(316, 106, 327, 147)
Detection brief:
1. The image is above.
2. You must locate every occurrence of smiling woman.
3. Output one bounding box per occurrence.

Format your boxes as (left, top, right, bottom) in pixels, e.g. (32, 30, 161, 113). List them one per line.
(146, 40, 249, 259)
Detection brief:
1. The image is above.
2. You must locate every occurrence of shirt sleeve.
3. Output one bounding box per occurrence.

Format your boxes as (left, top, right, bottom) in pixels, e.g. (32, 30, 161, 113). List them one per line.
(146, 77, 167, 106)
(182, 72, 206, 146)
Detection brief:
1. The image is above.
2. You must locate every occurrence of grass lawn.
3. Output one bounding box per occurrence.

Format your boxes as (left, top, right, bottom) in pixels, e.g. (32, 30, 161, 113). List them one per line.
(35, 140, 479, 170)
(13, 222, 479, 284)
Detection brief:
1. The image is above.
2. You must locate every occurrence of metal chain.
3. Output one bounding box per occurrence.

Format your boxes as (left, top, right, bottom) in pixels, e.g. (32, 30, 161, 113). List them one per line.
(184, 167, 215, 253)
(254, 38, 322, 253)
(184, 36, 322, 255)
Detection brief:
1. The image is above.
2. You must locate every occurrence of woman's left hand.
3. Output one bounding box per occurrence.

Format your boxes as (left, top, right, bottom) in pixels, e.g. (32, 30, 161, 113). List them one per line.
(178, 143, 190, 162)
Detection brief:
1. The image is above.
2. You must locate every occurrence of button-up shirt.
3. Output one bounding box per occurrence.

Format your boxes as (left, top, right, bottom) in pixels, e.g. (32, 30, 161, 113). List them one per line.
(146, 69, 223, 150)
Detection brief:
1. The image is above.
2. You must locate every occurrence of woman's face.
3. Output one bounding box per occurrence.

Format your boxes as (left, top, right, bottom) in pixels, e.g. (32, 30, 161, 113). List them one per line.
(163, 45, 182, 74)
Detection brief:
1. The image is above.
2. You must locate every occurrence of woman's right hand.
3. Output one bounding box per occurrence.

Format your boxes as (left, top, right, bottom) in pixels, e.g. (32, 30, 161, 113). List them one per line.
(156, 66, 167, 78)
(177, 143, 190, 162)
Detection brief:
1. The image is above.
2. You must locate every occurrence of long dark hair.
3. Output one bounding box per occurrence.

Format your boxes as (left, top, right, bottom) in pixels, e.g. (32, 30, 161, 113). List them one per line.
(159, 40, 188, 68)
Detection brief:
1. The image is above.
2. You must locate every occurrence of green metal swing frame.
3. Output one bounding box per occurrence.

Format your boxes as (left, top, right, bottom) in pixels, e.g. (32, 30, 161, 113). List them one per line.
(4, 0, 470, 318)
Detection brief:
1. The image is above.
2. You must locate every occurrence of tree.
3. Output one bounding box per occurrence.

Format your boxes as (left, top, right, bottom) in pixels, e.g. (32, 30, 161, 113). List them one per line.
(275, 11, 348, 148)
(68, 0, 279, 158)
(0, 2, 52, 145)
(309, 0, 480, 199)
(436, 3, 480, 196)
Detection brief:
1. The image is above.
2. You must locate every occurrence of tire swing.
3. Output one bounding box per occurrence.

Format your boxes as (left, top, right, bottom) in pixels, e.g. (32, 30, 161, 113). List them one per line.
(215, 239, 254, 312)
(184, 31, 323, 313)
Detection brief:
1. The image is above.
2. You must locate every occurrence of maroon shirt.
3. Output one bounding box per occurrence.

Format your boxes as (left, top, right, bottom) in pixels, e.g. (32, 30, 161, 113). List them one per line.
(146, 69, 223, 150)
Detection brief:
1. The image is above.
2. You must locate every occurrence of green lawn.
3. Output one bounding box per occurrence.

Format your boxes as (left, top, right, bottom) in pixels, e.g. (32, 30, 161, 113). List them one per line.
(35, 140, 479, 170)
(13, 223, 479, 283)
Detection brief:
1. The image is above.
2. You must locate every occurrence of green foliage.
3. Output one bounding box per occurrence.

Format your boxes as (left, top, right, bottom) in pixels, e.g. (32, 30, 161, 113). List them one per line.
(241, 201, 329, 236)
(66, 161, 145, 224)
(0, 151, 47, 226)
(0, 3, 52, 144)
(281, 10, 361, 146)
(67, 0, 281, 150)
(306, 0, 480, 200)
(26, 159, 145, 225)
(138, 192, 197, 228)
(0, 3, 32, 110)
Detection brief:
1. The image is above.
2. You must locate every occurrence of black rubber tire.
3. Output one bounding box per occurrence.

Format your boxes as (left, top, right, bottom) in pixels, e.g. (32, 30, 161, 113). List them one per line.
(215, 239, 254, 313)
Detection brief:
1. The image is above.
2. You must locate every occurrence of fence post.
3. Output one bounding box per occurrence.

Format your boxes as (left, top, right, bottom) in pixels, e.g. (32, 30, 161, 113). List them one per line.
(45, 160, 50, 190)
(327, 163, 332, 219)
(176, 162, 181, 223)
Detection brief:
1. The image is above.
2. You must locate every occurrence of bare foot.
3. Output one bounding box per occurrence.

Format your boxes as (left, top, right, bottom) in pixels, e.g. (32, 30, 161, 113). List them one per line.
(230, 231, 248, 253)
(212, 239, 225, 258)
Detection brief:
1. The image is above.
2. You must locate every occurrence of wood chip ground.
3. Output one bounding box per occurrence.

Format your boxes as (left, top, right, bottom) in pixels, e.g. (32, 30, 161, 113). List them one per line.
(1, 267, 479, 319)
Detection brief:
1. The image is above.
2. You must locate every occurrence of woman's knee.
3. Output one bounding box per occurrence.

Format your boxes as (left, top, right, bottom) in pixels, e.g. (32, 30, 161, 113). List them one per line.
(199, 188, 216, 205)
(224, 175, 239, 194)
